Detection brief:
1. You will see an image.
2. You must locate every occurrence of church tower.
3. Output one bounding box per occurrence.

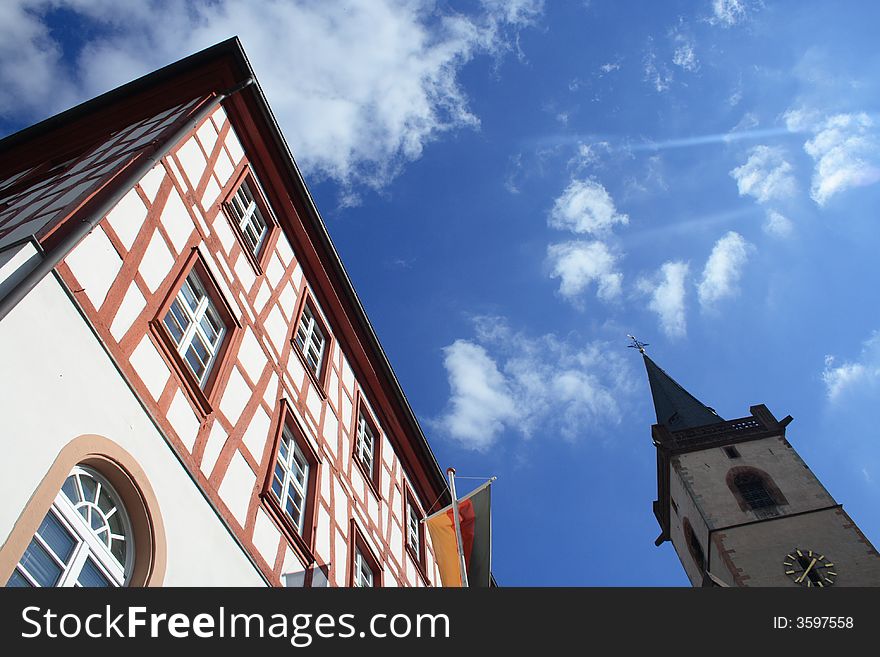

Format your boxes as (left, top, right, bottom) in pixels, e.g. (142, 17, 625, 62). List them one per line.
(635, 341, 880, 587)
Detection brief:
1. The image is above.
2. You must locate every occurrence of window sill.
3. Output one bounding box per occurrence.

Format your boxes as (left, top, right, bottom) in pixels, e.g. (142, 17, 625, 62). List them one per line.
(260, 493, 316, 569)
(406, 545, 430, 586)
(352, 455, 383, 502)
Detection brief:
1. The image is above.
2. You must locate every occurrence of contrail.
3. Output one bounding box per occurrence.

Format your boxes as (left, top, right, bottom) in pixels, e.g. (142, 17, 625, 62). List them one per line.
(530, 126, 801, 153)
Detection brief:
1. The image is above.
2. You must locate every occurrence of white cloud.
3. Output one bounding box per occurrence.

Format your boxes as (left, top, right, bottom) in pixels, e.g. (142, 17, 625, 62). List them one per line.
(782, 107, 822, 133)
(599, 62, 620, 74)
(697, 231, 753, 308)
(548, 178, 628, 235)
(801, 113, 880, 206)
(637, 261, 689, 339)
(434, 318, 631, 449)
(763, 210, 793, 237)
(729, 145, 797, 204)
(0, 0, 542, 196)
(709, 0, 749, 26)
(547, 240, 622, 304)
(823, 332, 880, 402)
(436, 340, 518, 450)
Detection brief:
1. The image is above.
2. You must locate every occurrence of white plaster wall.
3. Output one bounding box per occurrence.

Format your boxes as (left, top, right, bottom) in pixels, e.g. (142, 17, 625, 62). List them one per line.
(0, 250, 265, 586)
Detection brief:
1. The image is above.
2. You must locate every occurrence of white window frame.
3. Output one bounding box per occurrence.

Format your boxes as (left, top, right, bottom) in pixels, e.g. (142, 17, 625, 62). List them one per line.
(162, 270, 226, 386)
(294, 304, 326, 376)
(407, 500, 421, 556)
(355, 412, 375, 477)
(270, 425, 311, 535)
(353, 548, 375, 588)
(227, 179, 268, 256)
(7, 466, 132, 588)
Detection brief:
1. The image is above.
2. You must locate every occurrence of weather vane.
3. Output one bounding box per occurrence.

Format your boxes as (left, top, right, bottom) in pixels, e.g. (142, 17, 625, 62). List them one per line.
(627, 334, 649, 354)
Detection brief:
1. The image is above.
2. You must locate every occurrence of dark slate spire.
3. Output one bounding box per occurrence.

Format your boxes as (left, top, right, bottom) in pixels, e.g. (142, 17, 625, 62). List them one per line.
(622, 334, 720, 431)
(627, 336, 721, 429)
(642, 354, 721, 430)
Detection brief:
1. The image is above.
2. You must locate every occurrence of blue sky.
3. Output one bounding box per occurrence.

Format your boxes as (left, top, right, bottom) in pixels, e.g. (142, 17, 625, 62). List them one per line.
(3, 0, 880, 585)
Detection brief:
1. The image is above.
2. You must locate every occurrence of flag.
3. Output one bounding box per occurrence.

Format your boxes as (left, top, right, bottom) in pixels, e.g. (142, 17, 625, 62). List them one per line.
(425, 481, 492, 587)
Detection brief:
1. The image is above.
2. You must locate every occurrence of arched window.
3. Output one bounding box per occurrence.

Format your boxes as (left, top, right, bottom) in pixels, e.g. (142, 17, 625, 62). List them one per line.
(734, 471, 775, 509)
(0, 436, 165, 587)
(726, 466, 788, 517)
(6, 466, 134, 587)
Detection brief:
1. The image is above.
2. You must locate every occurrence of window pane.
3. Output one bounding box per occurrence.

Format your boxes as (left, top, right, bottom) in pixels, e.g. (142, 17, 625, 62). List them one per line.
(80, 474, 98, 504)
(5, 569, 33, 588)
(185, 347, 207, 380)
(61, 476, 79, 503)
(110, 535, 126, 565)
(18, 540, 63, 587)
(180, 279, 200, 312)
(77, 559, 113, 588)
(163, 312, 185, 344)
(200, 309, 222, 345)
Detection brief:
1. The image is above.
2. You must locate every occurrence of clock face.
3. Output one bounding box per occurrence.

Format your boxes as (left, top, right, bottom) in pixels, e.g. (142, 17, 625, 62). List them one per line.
(784, 548, 837, 587)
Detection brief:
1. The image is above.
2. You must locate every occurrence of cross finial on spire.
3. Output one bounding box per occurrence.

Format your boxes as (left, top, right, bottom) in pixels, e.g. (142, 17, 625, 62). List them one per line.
(627, 334, 649, 354)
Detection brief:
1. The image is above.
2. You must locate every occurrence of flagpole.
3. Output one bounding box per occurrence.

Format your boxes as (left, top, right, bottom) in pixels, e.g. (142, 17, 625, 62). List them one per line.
(447, 467, 469, 588)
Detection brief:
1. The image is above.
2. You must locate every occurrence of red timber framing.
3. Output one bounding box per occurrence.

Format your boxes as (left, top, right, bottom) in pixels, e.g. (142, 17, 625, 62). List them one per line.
(0, 38, 448, 586)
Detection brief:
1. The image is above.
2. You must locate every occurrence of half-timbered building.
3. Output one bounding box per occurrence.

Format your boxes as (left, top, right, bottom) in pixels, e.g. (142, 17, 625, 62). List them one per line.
(0, 38, 449, 587)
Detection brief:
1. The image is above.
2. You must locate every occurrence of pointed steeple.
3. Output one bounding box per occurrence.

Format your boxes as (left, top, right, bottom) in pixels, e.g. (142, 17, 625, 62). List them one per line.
(628, 337, 721, 430)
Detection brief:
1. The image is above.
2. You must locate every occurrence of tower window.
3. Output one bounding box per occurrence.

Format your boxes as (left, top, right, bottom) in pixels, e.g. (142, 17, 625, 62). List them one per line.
(682, 517, 704, 574)
(734, 472, 775, 509)
(723, 445, 741, 459)
(726, 466, 788, 516)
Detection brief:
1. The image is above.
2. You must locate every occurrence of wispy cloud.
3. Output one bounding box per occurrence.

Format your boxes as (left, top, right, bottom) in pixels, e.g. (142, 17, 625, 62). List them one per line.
(730, 145, 798, 204)
(697, 231, 753, 308)
(643, 38, 673, 93)
(763, 209, 793, 237)
(708, 0, 753, 27)
(0, 0, 542, 198)
(433, 317, 632, 450)
(786, 110, 880, 206)
(670, 27, 699, 73)
(823, 331, 880, 402)
(637, 261, 689, 339)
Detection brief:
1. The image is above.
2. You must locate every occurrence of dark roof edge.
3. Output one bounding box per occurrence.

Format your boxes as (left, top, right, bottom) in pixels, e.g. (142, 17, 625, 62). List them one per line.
(237, 49, 449, 502)
(0, 38, 245, 155)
